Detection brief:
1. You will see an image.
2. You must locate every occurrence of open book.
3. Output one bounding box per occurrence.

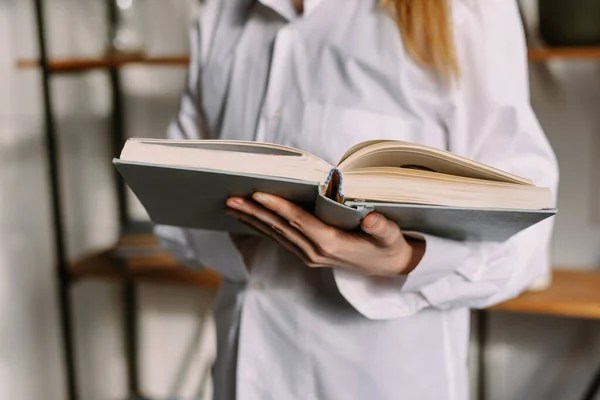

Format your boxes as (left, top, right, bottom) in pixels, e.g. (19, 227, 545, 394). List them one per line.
(115, 138, 556, 241)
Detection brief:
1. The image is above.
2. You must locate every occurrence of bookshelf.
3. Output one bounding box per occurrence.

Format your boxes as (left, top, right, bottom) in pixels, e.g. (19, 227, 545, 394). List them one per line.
(17, 46, 600, 76)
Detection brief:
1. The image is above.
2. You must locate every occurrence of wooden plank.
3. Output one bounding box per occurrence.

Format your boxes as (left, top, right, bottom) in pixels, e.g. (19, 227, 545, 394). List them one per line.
(69, 241, 221, 290)
(71, 231, 600, 319)
(16, 54, 190, 72)
(491, 269, 600, 320)
(16, 47, 600, 73)
(528, 47, 600, 62)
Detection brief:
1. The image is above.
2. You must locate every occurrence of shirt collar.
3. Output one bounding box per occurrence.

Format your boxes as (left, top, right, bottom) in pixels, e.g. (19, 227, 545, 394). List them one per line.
(257, 0, 325, 21)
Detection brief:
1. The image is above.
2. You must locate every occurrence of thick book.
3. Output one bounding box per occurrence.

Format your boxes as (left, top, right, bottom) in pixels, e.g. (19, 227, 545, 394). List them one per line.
(114, 138, 556, 242)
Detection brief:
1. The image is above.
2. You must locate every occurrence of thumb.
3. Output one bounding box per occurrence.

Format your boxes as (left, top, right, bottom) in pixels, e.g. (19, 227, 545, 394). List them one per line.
(361, 213, 399, 246)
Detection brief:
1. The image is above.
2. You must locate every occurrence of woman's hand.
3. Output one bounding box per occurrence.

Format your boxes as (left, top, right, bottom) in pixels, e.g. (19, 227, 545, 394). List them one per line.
(226, 193, 425, 276)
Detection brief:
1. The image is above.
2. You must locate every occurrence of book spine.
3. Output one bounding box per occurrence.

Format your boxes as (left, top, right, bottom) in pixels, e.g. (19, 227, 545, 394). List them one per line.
(324, 168, 344, 203)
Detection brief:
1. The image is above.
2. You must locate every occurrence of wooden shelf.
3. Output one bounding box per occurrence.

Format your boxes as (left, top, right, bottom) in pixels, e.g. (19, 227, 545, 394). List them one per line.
(16, 54, 189, 73)
(491, 269, 600, 320)
(70, 232, 220, 289)
(15, 47, 600, 73)
(75, 232, 600, 319)
(527, 47, 600, 61)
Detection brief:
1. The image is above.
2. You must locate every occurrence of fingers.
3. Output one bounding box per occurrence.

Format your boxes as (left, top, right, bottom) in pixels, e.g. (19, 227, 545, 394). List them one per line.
(250, 193, 341, 247)
(361, 212, 400, 246)
(227, 208, 314, 264)
(226, 198, 332, 267)
(226, 198, 409, 275)
(226, 208, 276, 239)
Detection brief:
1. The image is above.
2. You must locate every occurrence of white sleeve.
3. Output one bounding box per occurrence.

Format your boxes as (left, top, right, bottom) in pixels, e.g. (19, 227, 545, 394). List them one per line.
(334, 0, 559, 319)
(153, 17, 249, 282)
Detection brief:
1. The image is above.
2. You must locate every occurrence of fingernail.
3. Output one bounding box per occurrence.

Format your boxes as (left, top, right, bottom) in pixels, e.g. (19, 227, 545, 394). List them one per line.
(227, 199, 242, 210)
(253, 193, 268, 204)
(364, 214, 378, 229)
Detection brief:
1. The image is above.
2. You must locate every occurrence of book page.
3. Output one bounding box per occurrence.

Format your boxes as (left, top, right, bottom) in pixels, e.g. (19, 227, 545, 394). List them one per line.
(119, 138, 333, 184)
(136, 139, 307, 157)
(337, 140, 390, 165)
(337, 141, 533, 186)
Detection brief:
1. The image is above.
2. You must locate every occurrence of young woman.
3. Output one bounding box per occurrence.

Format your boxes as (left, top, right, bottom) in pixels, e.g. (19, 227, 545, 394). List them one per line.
(156, 0, 558, 399)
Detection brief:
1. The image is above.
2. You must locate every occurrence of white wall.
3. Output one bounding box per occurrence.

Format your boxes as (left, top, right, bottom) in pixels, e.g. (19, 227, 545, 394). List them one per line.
(1, 0, 214, 399)
(1, 0, 600, 399)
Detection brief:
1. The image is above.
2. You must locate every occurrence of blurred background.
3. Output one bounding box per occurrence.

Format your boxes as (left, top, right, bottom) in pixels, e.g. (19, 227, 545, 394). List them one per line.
(2, 0, 600, 399)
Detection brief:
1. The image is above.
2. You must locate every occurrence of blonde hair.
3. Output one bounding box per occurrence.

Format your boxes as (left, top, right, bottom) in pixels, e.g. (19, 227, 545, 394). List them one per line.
(383, 0, 459, 82)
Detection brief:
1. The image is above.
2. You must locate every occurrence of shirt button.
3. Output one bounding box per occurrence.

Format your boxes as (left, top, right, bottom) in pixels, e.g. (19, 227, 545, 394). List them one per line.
(272, 109, 282, 119)
(250, 281, 264, 290)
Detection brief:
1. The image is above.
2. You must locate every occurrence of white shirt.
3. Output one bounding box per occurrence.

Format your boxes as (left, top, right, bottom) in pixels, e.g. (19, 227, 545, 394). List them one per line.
(155, 0, 558, 399)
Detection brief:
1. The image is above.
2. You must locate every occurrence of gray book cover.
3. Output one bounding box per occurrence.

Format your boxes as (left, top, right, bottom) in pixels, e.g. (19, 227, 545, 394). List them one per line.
(114, 160, 556, 242)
